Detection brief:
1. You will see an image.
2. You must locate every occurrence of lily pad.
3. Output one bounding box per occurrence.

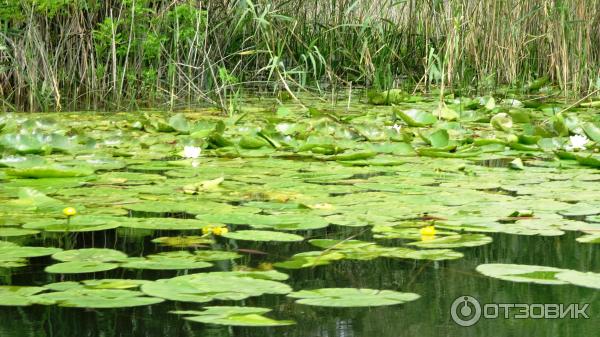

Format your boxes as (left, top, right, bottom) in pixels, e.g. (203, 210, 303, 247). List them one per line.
(476, 264, 567, 285)
(141, 271, 292, 303)
(121, 251, 213, 270)
(51, 248, 128, 262)
(45, 261, 121, 274)
(408, 234, 493, 248)
(31, 288, 163, 308)
(555, 270, 600, 289)
(394, 108, 437, 127)
(288, 288, 420, 307)
(223, 230, 304, 242)
(0, 286, 49, 306)
(172, 306, 294, 326)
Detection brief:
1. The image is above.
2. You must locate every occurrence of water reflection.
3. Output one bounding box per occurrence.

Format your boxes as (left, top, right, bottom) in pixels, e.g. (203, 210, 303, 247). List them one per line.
(0, 231, 598, 336)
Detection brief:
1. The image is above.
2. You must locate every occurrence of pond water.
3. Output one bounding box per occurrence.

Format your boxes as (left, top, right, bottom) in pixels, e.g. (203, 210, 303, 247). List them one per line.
(1, 94, 599, 336)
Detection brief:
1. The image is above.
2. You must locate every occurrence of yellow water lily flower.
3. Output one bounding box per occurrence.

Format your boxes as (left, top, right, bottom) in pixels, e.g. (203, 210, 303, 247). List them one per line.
(202, 226, 213, 235)
(212, 226, 228, 236)
(419, 225, 436, 236)
(63, 207, 77, 217)
(420, 234, 436, 242)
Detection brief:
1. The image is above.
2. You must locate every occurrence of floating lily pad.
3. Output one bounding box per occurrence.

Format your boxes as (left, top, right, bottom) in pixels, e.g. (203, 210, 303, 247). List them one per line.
(576, 234, 600, 244)
(45, 261, 121, 274)
(394, 108, 437, 127)
(288, 288, 420, 307)
(141, 271, 292, 303)
(6, 165, 94, 178)
(476, 264, 567, 285)
(223, 230, 304, 242)
(152, 236, 214, 247)
(51, 248, 128, 262)
(121, 251, 213, 270)
(0, 286, 50, 306)
(0, 243, 62, 268)
(23, 215, 122, 232)
(555, 270, 600, 289)
(173, 306, 295, 326)
(0, 228, 40, 237)
(31, 288, 163, 308)
(408, 234, 493, 248)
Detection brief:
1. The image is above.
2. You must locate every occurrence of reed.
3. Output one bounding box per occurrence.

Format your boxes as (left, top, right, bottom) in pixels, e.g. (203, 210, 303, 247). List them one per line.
(0, 0, 599, 112)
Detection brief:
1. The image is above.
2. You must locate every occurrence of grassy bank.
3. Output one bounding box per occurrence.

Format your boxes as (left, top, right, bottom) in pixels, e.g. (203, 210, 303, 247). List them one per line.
(1, 0, 599, 112)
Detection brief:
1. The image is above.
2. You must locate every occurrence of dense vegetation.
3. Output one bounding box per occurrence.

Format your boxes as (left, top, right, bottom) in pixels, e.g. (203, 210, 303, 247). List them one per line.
(1, 0, 600, 112)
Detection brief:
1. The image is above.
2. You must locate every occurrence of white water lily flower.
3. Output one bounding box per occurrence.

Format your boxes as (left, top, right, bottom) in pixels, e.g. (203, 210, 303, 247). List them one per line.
(183, 146, 201, 159)
(565, 134, 589, 151)
(387, 124, 402, 133)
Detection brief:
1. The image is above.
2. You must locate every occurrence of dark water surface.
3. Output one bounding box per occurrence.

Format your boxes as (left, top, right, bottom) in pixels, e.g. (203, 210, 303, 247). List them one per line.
(1, 230, 598, 337)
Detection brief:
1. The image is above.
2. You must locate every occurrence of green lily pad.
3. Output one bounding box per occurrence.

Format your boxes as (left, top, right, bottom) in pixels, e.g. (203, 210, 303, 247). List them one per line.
(152, 236, 214, 247)
(121, 251, 213, 270)
(172, 306, 295, 326)
(45, 261, 121, 274)
(476, 264, 567, 285)
(394, 108, 437, 127)
(0, 228, 40, 237)
(223, 230, 304, 242)
(6, 165, 94, 178)
(288, 288, 420, 307)
(0, 243, 62, 268)
(576, 234, 600, 243)
(31, 288, 163, 308)
(0, 286, 50, 306)
(555, 270, 600, 289)
(408, 234, 493, 248)
(51, 248, 128, 262)
(141, 271, 292, 303)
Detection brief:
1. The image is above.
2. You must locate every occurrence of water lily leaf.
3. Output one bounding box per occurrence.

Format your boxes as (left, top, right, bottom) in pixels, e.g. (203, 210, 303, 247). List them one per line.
(0, 286, 49, 306)
(239, 136, 269, 149)
(0, 134, 48, 154)
(173, 306, 295, 326)
(141, 271, 292, 303)
(576, 234, 600, 244)
(120, 217, 214, 230)
(31, 288, 163, 308)
(394, 108, 437, 127)
(168, 113, 190, 133)
(51, 248, 128, 262)
(81, 279, 152, 290)
(193, 250, 242, 261)
(223, 230, 304, 242)
(23, 215, 122, 232)
(273, 251, 346, 269)
(409, 234, 493, 248)
(200, 212, 329, 231)
(555, 270, 600, 289)
(580, 122, 600, 143)
(490, 113, 513, 131)
(476, 264, 567, 285)
(45, 261, 121, 274)
(152, 236, 214, 247)
(0, 155, 46, 168)
(6, 165, 94, 178)
(121, 251, 213, 270)
(0, 243, 62, 268)
(0, 228, 40, 237)
(421, 129, 449, 148)
(288, 288, 420, 307)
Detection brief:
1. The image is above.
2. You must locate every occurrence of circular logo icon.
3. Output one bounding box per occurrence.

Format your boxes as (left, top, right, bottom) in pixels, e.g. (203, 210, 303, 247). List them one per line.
(451, 295, 482, 326)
